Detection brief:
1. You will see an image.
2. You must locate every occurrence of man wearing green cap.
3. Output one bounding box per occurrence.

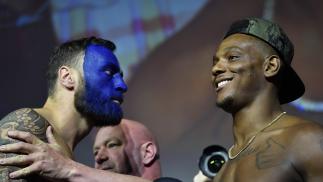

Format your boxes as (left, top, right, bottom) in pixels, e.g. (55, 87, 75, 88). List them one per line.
(211, 17, 323, 182)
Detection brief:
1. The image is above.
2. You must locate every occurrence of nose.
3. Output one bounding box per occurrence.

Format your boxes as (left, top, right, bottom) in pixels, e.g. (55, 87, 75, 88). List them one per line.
(113, 73, 128, 93)
(211, 58, 226, 77)
(95, 148, 109, 165)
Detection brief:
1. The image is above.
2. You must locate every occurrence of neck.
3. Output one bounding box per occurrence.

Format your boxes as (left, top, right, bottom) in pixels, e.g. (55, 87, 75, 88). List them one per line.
(140, 162, 162, 180)
(231, 92, 283, 147)
(35, 96, 93, 152)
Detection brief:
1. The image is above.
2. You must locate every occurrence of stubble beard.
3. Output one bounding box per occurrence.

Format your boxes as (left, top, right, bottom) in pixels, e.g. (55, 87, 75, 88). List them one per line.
(216, 94, 236, 113)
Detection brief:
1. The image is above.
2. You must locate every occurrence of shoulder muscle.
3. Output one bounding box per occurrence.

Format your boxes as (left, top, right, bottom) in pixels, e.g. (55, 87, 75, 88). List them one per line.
(0, 108, 49, 144)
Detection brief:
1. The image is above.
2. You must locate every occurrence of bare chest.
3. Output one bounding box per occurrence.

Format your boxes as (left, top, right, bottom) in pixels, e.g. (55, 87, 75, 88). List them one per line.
(213, 139, 303, 182)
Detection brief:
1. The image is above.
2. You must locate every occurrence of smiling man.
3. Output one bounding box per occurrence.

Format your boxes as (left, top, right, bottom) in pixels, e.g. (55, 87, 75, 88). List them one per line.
(211, 18, 323, 182)
(0, 37, 127, 181)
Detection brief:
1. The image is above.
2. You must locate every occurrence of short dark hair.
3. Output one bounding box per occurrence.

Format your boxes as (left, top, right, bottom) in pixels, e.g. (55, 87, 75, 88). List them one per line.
(46, 37, 116, 96)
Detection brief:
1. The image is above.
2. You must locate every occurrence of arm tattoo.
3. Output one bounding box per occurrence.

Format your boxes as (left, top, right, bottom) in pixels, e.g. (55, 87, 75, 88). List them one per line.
(0, 108, 49, 181)
(256, 137, 287, 169)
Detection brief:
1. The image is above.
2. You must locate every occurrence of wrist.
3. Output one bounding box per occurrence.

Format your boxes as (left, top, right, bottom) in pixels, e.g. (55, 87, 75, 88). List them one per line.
(67, 160, 96, 182)
(63, 159, 83, 182)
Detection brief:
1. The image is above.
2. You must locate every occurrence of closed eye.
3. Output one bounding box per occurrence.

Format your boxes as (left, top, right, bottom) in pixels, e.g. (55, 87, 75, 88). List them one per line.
(106, 139, 122, 148)
(228, 55, 240, 61)
(108, 143, 118, 148)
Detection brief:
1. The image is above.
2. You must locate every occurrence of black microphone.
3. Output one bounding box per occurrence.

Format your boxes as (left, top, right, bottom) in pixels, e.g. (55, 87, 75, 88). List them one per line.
(198, 145, 228, 178)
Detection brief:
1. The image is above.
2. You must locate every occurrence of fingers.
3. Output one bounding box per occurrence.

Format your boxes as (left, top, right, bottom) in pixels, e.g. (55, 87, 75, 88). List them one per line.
(0, 155, 32, 166)
(0, 142, 35, 154)
(7, 130, 41, 144)
(8, 163, 40, 179)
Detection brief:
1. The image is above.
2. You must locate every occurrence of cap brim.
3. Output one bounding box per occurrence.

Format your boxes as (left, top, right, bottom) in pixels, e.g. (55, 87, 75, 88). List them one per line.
(278, 65, 305, 104)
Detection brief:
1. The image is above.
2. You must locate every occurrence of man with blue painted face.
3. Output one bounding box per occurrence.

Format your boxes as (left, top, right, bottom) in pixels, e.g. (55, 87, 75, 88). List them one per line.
(0, 37, 174, 181)
(0, 37, 127, 181)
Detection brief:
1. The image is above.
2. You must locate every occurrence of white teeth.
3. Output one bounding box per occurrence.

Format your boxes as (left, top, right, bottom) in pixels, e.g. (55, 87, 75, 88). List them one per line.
(217, 80, 230, 88)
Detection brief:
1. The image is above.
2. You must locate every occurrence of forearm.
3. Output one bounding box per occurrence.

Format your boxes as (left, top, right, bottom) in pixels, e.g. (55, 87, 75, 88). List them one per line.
(68, 160, 151, 182)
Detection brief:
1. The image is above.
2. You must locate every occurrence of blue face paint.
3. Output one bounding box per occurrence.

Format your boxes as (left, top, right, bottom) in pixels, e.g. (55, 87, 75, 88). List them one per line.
(75, 44, 127, 126)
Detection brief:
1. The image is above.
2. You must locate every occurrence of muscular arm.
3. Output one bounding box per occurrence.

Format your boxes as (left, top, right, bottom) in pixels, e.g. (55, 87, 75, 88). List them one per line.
(291, 123, 323, 182)
(0, 108, 49, 181)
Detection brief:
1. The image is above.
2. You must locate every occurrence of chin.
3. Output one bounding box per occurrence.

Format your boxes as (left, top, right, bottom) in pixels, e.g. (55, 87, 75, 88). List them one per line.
(75, 98, 123, 126)
(216, 96, 235, 113)
(93, 103, 123, 126)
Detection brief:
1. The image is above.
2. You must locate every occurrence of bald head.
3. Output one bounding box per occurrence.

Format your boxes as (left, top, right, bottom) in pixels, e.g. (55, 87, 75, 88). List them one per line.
(120, 119, 159, 151)
(120, 119, 161, 180)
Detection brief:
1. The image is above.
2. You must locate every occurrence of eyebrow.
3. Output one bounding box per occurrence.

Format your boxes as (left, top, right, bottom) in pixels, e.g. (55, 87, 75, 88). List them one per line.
(93, 137, 121, 151)
(215, 46, 244, 58)
(93, 139, 111, 151)
(223, 46, 244, 52)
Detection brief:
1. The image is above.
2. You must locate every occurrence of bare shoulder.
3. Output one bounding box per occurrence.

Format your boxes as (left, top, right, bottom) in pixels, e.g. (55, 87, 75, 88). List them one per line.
(284, 115, 323, 139)
(279, 115, 323, 147)
(283, 115, 323, 175)
(0, 108, 49, 143)
(0, 108, 49, 181)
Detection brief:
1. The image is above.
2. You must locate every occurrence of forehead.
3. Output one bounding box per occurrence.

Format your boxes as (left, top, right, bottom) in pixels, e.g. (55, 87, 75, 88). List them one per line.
(216, 34, 262, 55)
(84, 44, 120, 68)
(94, 126, 125, 146)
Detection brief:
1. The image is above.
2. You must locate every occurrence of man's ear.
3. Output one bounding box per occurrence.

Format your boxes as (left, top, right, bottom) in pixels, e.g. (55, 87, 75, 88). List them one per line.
(58, 66, 76, 90)
(263, 55, 281, 78)
(140, 142, 158, 166)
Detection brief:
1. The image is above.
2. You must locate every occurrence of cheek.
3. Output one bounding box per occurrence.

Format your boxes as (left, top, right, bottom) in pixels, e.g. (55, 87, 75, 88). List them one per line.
(85, 73, 114, 92)
(110, 147, 122, 156)
(83, 61, 112, 88)
(235, 61, 262, 78)
(84, 71, 107, 84)
(240, 68, 266, 96)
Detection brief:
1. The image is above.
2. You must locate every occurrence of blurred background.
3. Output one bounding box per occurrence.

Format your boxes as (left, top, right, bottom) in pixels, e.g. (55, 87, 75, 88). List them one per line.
(1, 0, 323, 181)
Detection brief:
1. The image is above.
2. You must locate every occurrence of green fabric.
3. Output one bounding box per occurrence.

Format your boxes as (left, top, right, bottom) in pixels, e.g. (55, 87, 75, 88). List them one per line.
(224, 18, 293, 65)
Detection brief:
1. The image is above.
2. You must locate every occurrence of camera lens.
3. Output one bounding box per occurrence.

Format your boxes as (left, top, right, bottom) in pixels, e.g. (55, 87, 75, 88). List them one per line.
(198, 145, 228, 178)
(207, 154, 226, 173)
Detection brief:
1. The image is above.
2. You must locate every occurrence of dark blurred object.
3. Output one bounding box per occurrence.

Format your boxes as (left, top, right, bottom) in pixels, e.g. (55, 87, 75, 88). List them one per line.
(0, 0, 49, 28)
(198, 145, 228, 178)
(154, 177, 183, 182)
(0, 0, 55, 118)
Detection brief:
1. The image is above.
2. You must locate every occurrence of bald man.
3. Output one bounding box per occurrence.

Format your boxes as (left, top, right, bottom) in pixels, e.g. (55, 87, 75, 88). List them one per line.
(93, 119, 161, 180)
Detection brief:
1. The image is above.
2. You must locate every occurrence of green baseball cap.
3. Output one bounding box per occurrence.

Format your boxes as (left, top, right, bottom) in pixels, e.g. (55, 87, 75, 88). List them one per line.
(224, 17, 305, 104)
